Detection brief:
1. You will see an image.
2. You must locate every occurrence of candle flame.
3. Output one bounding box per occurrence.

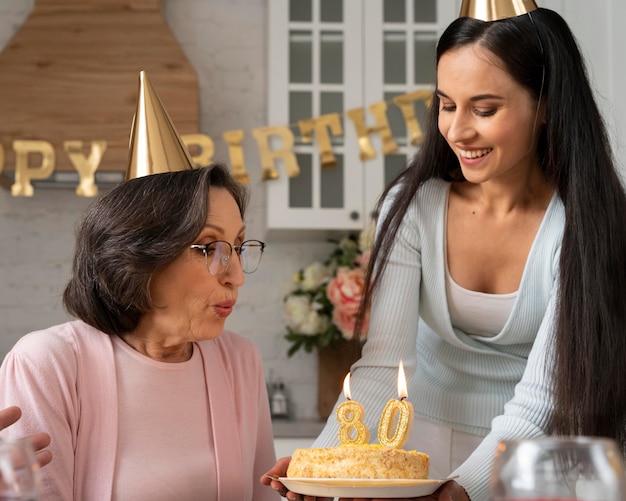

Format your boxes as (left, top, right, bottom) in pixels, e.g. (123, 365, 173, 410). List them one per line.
(343, 372, 352, 400)
(398, 360, 408, 399)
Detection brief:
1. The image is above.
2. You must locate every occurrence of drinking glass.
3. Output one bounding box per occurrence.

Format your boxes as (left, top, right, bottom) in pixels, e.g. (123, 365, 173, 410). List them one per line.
(0, 438, 41, 501)
(489, 436, 626, 501)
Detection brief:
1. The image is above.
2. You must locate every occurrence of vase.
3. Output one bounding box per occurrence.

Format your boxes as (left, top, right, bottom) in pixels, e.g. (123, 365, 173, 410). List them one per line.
(317, 340, 362, 420)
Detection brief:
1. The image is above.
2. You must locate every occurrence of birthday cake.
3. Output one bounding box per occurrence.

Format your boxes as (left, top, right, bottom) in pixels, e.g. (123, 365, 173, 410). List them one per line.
(286, 444, 430, 479)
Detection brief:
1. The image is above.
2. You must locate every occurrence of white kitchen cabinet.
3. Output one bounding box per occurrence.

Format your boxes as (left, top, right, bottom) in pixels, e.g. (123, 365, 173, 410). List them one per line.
(266, 0, 458, 231)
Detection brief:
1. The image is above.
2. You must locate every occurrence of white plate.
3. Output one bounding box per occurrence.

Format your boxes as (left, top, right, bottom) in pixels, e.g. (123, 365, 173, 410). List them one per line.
(279, 477, 447, 498)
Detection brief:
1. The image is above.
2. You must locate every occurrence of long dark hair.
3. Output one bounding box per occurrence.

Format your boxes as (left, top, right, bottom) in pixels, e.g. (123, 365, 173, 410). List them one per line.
(63, 164, 249, 335)
(357, 9, 626, 449)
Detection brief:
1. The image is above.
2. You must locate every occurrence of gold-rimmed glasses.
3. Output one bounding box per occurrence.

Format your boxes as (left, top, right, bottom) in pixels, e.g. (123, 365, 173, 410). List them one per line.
(190, 240, 266, 275)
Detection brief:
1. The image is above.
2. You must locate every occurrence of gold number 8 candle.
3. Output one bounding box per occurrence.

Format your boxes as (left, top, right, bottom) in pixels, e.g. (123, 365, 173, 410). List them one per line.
(336, 373, 370, 445)
(377, 360, 414, 448)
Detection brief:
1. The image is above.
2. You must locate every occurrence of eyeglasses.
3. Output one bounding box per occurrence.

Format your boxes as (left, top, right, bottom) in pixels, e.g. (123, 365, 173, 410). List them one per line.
(190, 240, 266, 276)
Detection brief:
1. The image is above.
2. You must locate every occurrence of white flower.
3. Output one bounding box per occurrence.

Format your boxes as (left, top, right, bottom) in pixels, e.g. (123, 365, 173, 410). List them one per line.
(358, 219, 376, 253)
(338, 236, 358, 255)
(283, 295, 329, 335)
(300, 262, 331, 291)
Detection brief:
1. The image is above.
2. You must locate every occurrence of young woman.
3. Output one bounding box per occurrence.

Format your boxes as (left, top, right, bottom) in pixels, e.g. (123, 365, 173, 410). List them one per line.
(264, 3, 626, 500)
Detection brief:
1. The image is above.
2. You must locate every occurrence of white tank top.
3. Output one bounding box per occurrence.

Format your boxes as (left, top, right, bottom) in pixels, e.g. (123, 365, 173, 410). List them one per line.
(445, 264, 517, 337)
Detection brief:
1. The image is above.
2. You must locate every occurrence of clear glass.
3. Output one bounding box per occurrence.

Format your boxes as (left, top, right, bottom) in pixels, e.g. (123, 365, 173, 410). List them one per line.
(320, 31, 343, 84)
(320, 0, 342, 22)
(0, 438, 41, 500)
(289, 153, 312, 208)
(321, 153, 344, 208)
(384, 0, 406, 23)
(190, 240, 265, 275)
(384, 31, 407, 84)
(289, 0, 312, 22)
(289, 91, 312, 144)
(413, 31, 437, 83)
(414, 0, 437, 23)
(490, 436, 626, 501)
(321, 92, 344, 146)
(289, 30, 313, 83)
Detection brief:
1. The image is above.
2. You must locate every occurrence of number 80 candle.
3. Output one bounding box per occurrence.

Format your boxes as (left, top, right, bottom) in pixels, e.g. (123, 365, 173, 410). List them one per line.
(377, 360, 414, 448)
(336, 372, 370, 445)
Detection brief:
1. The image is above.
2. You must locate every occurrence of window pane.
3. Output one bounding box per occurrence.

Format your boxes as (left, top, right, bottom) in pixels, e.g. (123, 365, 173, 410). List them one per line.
(413, 0, 437, 23)
(384, 0, 406, 23)
(289, 154, 313, 208)
(385, 92, 408, 146)
(320, 0, 343, 22)
(321, 92, 344, 146)
(289, 30, 313, 83)
(413, 32, 437, 84)
(320, 31, 343, 84)
(384, 154, 408, 187)
(290, 0, 312, 22)
(384, 31, 407, 84)
(290, 92, 313, 144)
(321, 154, 344, 208)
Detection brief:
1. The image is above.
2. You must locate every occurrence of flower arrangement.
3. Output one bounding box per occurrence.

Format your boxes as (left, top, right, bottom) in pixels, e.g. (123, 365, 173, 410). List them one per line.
(283, 223, 375, 357)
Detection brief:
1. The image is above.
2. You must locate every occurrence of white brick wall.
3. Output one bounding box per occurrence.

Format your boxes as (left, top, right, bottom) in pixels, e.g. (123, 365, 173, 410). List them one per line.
(0, 0, 329, 421)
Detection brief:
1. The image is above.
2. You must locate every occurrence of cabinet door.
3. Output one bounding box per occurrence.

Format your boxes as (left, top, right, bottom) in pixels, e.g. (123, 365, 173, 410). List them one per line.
(267, 0, 364, 230)
(266, 0, 458, 231)
(362, 0, 458, 214)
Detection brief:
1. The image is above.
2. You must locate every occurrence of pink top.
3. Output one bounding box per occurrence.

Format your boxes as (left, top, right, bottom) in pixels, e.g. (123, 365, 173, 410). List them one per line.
(0, 321, 277, 501)
(111, 335, 217, 500)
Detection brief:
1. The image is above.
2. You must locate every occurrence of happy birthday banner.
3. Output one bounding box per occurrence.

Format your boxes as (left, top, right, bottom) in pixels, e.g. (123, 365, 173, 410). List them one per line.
(0, 89, 432, 197)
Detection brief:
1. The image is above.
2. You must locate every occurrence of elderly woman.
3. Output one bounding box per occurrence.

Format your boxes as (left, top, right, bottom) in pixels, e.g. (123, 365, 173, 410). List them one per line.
(0, 164, 278, 500)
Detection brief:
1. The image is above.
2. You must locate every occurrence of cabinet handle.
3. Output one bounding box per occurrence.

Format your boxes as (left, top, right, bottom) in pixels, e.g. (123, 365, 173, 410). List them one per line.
(350, 211, 360, 221)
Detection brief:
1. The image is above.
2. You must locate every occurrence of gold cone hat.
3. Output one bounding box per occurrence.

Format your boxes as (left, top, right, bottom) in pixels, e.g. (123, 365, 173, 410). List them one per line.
(459, 0, 538, 22)
(126, 71, 195, 180)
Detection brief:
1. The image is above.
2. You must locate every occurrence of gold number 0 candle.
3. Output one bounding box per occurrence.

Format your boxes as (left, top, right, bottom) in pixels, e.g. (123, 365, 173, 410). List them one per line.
(377, 360, 414, 448)
(336, 373, 370, 445)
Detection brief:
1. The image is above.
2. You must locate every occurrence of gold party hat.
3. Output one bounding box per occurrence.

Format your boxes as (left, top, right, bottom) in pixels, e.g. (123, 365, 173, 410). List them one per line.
(126, 71, 195, 180)
(459, 0, 538, 22)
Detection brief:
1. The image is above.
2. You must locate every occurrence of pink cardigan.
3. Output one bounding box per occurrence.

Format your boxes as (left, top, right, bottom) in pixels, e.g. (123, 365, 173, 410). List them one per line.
(0, 321, 278, 501)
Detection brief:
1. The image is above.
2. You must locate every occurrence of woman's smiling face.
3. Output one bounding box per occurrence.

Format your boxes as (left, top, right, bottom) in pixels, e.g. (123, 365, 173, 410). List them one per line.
(436, 43, 543, 185)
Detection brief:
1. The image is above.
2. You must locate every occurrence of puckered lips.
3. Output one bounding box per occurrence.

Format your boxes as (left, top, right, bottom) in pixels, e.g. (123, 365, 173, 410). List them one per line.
(213, 299, 236, 317)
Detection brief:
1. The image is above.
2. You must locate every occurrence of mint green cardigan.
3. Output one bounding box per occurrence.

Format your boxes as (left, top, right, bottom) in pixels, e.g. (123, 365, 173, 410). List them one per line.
(314, 178, 564, 500)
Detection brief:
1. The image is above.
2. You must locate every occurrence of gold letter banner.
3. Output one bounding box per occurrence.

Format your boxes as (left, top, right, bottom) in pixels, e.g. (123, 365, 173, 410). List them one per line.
(64, 140, 107, 197)
(2, 90, 434, 196)
(346, 102, 399, 162)
(298, 113, 343, 169)
(222, 130, 249, 184)
(252, 125, 299, 180)
(392, 90, 433, 146)
(181, 133, 214, 168)
(11, 140, 56, 197)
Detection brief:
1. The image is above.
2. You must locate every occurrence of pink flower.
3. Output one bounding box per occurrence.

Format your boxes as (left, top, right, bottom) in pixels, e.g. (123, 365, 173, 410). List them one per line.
(356, 250, 371, 268)
(332, 308, 369, 340)
(327, 267, 366, 315)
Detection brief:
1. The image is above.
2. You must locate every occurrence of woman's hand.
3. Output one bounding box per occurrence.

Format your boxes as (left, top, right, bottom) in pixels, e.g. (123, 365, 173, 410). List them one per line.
(0, 406, 52, 467)
(260, 456, 332, 500)
(338, 480, 471, 501)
